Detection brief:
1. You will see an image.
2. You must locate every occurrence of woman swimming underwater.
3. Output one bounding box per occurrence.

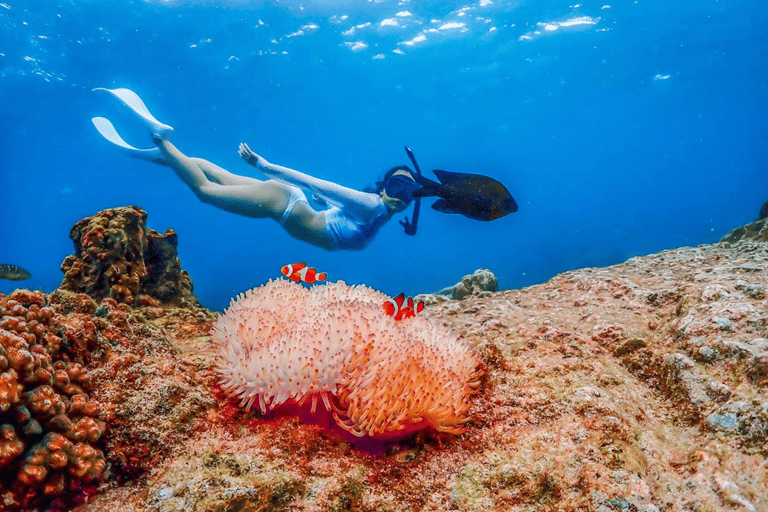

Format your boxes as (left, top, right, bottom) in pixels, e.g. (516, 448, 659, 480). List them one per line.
(91, 88, 425, 251)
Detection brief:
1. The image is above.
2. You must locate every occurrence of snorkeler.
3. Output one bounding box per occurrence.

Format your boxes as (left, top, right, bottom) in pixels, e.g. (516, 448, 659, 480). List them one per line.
(91, 88, 424, 251)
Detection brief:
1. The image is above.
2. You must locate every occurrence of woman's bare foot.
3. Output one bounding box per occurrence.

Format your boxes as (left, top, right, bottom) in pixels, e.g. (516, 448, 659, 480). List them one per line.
(153, 136, 185, 161)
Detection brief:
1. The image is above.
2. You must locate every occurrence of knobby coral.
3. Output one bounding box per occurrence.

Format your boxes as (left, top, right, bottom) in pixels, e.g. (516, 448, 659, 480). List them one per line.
(59, 206, 199, 307)
(213, 279, 483, 444)
(0, 290, 106, 510)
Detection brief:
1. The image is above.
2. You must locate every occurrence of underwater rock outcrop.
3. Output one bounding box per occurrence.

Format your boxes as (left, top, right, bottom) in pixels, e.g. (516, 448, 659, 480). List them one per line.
(721, 217, 768, 244)
(417, 267, 499, 305)
(59, 206, 199, 308)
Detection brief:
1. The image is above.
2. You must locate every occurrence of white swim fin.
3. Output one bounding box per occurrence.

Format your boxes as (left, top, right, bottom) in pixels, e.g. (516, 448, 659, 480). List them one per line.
(93, 87, 174, 139)
(91, 117, 167, 164)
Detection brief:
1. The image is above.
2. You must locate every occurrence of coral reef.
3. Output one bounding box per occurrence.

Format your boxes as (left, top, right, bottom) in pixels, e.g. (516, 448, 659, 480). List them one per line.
(3, 210, 767, 511)
(85, 300, 217, 482)
(0, 286, 217, 511)
(59, 206, 198, 308)
(46, 288, 218, 484)
(79, 234, 766, 512)
(1, 206, 215, 510)
(214, 279, 482, 447)
(0, 290, 106, 511)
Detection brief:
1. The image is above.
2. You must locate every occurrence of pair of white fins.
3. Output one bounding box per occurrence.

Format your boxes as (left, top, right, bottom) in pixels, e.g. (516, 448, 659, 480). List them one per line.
(91, 87, 174, 163)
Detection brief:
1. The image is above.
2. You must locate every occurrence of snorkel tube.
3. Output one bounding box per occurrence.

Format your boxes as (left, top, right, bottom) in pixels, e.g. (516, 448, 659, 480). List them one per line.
(400, 146, 423, 236)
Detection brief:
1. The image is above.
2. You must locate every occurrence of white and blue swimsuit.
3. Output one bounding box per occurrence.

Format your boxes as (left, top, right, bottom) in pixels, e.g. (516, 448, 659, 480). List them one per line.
(264, 161, 391, 250)
(323, 202, 390, 250)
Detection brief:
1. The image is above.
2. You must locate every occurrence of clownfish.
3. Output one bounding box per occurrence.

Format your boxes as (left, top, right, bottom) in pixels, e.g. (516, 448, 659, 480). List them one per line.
(281, 262, 327, 284)
(383, 293, 425, 321)
(397, 296, 425, 320)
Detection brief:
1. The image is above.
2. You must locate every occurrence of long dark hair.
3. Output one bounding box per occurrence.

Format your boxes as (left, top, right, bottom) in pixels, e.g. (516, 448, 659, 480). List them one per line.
(363, 165, 414, 195)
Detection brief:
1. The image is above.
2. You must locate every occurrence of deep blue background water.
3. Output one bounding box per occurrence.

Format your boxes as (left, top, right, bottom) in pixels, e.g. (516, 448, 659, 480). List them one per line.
(1, 0, 766, 311)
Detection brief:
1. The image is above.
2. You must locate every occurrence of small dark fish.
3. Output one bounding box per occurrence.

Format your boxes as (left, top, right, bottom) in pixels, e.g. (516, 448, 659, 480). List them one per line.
(0, 264, 31, 281)
(415, 168, 518, 221)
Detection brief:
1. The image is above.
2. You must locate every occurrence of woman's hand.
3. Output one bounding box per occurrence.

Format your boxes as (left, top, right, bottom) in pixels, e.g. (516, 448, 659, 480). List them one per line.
(239, 143, 264, 168)
(312, 193, 328, 207)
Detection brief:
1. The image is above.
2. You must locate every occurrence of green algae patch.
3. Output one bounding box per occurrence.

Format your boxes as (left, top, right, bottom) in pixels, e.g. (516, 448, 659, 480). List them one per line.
(149, 450, 305, 512)
(323, 467, 367, 512)
(450, 464, 492, 511)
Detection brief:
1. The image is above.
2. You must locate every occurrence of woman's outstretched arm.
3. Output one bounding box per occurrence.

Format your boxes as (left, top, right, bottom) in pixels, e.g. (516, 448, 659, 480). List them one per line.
(151, 139, 332, 249)
(239, 143, 383, 221)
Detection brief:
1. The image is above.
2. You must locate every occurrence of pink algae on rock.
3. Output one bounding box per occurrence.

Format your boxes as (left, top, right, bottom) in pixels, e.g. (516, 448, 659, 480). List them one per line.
(213, 279, 484, 443)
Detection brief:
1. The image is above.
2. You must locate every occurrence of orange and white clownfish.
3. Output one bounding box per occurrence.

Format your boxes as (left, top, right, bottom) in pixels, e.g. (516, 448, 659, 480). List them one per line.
(383, 293, 425, 321)
(397, 296, 426, 320)
(280, 262, 327, 284)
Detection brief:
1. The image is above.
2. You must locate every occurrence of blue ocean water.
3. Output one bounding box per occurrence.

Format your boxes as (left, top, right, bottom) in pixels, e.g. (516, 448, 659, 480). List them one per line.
(1, 0, 766, 311)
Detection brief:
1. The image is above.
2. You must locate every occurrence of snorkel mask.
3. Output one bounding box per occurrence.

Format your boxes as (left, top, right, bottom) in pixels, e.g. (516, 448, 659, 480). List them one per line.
(385, 172, 422, 203)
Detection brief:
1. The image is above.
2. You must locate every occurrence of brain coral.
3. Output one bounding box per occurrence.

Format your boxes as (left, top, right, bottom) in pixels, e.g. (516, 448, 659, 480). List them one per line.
(213, 279, 483, 443)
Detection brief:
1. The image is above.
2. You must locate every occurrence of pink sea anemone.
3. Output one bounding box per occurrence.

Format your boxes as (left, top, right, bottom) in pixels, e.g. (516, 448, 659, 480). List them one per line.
(213, 279, 483, 443)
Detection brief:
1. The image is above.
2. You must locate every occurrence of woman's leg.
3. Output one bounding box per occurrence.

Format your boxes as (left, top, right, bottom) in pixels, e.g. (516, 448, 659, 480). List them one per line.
(153, 139, 332, 249)
(93, 87, 334, 246)
(190, 158, 262, 186)
(154, 137, 289, 220)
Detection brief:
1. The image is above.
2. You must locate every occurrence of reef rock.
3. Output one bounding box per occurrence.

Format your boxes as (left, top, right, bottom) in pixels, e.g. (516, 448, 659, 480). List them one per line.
(417, 267, 499, 305)
(3, 213, 767, 511)
(721, 217, 768, 244)
(59, 206, 199, 308)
